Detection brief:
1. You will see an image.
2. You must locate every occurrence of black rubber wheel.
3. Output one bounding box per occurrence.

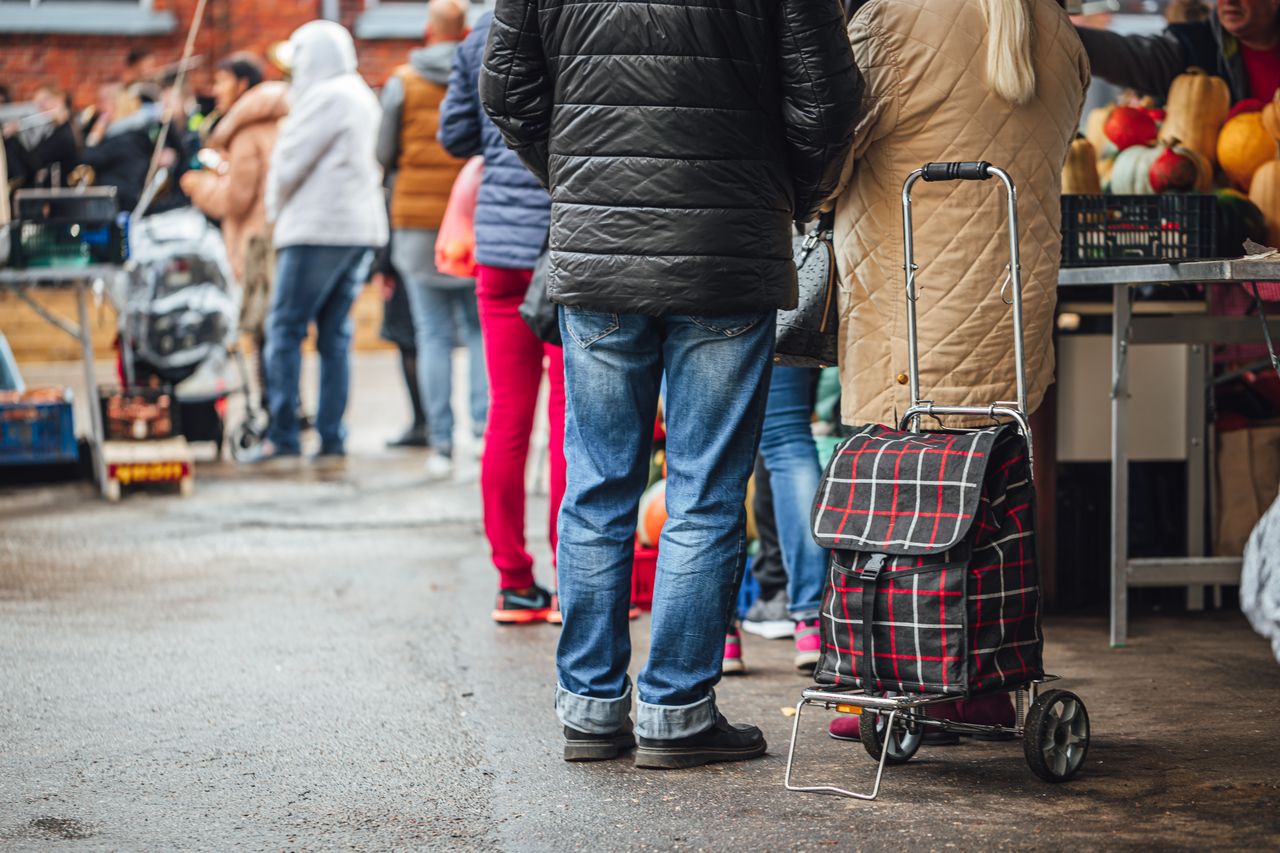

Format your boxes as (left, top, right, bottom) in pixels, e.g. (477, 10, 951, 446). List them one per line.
(860, 709, 922, 765)
(1023, 689, 1090, 783)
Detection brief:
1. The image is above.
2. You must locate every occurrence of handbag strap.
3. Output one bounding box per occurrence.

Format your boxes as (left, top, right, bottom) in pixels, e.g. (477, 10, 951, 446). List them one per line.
(859, 553, 886, 691)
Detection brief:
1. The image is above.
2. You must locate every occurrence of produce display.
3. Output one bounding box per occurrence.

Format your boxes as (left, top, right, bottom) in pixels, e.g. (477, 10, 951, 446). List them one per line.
(1064, 68, 1278, 262)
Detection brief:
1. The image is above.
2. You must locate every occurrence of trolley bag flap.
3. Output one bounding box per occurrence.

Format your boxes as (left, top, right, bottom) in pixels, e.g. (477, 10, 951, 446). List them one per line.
(811, 423, 1009, 556)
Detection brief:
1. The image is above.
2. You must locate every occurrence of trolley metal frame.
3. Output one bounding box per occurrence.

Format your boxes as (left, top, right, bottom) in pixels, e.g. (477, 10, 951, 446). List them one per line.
(784, 162, 1090, 801)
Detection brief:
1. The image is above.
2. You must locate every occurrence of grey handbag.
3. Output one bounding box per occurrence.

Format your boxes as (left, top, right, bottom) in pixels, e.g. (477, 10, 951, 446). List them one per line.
(776, 213, 838, 368)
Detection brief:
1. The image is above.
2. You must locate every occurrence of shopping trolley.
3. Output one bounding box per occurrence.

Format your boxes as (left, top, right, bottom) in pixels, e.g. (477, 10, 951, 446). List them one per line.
(784, 162, 1091, 801)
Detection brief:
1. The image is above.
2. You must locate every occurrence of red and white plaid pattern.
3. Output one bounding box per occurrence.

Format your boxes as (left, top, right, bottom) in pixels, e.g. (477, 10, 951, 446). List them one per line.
(812, 425, 1044, 696)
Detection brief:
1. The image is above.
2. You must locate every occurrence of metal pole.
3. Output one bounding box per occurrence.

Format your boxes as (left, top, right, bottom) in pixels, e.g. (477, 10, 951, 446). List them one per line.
(75, 279, 108, 496)
(901, 170, 924, 430)
(988, 167, 1028, 416)
(1110, 286, 1132, 647)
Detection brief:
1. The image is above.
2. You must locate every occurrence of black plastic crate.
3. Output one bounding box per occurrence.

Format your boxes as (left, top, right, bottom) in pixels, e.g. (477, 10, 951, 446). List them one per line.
(13, 187, 118, 226)
(8, 221, 126, 269)
(1061, 194, 1220, 268)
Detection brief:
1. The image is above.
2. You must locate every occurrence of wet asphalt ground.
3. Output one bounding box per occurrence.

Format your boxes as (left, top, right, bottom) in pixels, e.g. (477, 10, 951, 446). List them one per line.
(2, 353, 1279, 851)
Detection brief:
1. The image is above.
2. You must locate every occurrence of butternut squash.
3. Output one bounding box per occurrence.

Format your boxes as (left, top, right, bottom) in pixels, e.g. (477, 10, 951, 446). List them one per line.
(1062, 135, 1102, 194)
(1162, 68, 1231, 166)
(1247, 160, 1280, 246)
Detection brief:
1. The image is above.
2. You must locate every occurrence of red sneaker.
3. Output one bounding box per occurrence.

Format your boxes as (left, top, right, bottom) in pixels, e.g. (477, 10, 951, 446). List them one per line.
(491, 585, 553, 624)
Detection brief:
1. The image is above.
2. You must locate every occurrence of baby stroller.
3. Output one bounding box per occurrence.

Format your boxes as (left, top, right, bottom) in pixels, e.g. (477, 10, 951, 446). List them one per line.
(783, 162, 1091, 801)
(117, 171, 266, 457)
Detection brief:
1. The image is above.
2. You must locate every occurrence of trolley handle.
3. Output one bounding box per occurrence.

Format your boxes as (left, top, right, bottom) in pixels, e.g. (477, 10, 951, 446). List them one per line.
(921, 161, 993, 182)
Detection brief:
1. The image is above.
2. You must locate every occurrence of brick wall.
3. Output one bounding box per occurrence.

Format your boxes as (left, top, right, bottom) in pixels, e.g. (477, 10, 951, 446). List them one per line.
(0, 0, 419, 107)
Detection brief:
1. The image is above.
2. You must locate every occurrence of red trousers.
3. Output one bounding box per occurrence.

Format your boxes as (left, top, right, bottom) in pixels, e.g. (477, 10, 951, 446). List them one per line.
(475, 264, 567, 590)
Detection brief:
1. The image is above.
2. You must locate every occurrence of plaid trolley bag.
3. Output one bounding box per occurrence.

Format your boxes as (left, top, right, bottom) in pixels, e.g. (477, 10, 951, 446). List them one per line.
(810, 423, 1043, 696)
(783, 162, 1090, 801)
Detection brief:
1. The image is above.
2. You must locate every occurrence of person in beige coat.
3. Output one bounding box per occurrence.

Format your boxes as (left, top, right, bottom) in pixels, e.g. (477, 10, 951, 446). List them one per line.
(182, 69, 289, 287)
(832, 0, 1090, 428)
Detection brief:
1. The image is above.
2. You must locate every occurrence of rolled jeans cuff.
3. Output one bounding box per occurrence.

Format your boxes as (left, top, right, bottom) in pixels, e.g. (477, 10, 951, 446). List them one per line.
(555, 680, 632, 735)
(636, 689, 718, 740)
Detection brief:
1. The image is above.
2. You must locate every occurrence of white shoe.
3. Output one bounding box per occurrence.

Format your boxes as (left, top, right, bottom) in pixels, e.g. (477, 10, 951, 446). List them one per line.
(425, 453, 454, 481)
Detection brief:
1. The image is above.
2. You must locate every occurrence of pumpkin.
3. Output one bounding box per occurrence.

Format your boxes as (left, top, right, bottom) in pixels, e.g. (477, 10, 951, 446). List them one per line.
(1247, 161, 1280, 246)
(1062, 135, 1102, 194)
(1162, 68, 1231, 165)
(1109, 144, 1162, 194)
(1262, 91, 1280, 140)
(1156, 137, 1213, 192)
(1105, 106, 1159, 150)
(1217, 111, 1279, 190)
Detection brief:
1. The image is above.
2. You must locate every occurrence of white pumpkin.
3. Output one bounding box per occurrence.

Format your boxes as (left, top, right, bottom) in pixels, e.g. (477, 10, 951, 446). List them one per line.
(1108, 144, 1162, 195)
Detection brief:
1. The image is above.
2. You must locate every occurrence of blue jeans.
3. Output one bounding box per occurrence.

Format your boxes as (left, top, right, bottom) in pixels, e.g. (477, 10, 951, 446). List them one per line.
(758, 366, 825, 621)
(265, 245, 374, 455)
(554, 307, 773, 739)
(403, 281, 488, 453)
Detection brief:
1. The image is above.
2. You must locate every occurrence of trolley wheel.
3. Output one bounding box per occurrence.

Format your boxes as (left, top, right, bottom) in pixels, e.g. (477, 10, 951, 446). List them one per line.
(179, 475, 195, 498)
(860, 709, 921, 766)
(1023, 689, 1090, 783)
(104, 478, 122, 503)
(229, 416, 266, 462)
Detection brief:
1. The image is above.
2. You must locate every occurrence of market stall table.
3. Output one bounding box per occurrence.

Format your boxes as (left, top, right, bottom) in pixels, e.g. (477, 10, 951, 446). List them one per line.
(1058, 259, 1280, 647)
(1, 265, 119, 495)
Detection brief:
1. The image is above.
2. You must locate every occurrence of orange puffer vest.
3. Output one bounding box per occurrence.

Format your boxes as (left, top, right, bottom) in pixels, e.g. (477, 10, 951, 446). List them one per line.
(390, 65, 465, 230)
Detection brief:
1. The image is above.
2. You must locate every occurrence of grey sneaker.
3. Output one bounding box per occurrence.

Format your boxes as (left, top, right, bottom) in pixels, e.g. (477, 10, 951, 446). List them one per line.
(742, 590, 794, 640)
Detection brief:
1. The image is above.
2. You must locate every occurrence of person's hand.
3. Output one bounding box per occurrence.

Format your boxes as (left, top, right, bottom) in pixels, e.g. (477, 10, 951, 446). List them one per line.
(371, 272, 393, 300)
(2, 121, 18, 138)
(178, 170, 202, 196)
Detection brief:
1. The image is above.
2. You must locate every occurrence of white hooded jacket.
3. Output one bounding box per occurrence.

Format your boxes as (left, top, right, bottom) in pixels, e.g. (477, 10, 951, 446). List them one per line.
(266, 20, 388, 249)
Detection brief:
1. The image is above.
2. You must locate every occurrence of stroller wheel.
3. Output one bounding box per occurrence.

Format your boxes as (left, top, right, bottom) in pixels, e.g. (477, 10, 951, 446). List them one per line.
(229, 417, 266, 462)
(861, 708, 921, 766)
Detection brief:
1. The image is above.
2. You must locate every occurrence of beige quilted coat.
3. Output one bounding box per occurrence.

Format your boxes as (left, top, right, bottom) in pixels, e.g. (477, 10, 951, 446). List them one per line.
(833, 0, 1089, 426)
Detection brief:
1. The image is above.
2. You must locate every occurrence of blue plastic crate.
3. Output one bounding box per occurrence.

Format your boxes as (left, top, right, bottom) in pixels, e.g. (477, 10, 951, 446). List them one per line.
(0, 399, 78, 465)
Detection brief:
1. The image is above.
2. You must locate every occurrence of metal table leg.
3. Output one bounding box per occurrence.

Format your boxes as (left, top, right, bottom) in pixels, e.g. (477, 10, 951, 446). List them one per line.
(74, 279, 108, 496)
(1111, 287, 1132, 648)
(1185, 343, 1207, 611)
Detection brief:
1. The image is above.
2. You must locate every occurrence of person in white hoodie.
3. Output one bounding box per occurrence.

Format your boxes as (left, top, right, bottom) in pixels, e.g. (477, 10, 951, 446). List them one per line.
(261, 20, 388, 462)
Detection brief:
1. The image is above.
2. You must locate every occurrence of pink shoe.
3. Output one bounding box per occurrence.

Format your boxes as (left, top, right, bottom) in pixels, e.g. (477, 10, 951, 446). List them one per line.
(793, 619, 821, 672)
(722, 626, 746, 675)
(828, 715, 861, 741)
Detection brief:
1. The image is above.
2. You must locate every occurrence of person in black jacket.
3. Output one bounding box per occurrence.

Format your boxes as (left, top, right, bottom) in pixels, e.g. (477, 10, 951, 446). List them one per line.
(4, 85, 80, 189)
(1077, 0, 1280, 102)
(481, 0, 861, 769)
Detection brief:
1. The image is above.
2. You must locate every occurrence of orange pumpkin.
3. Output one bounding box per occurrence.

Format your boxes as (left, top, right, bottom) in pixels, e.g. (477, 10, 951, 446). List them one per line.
(1163, 68, 1231, 165)
(1217, 112, 1279, 190)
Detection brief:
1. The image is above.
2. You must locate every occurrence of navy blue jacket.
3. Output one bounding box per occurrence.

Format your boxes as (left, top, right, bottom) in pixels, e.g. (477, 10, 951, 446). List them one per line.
(438, 12, 550, 271)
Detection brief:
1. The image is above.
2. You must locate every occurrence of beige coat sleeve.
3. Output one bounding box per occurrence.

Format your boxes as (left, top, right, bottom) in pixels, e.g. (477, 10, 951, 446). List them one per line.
(830, 5, 901, 203)
(188, 133, 263, 223)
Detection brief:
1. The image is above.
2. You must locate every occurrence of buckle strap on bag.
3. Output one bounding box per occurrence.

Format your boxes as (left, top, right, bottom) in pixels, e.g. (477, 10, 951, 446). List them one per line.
(859, 554, 887, 691)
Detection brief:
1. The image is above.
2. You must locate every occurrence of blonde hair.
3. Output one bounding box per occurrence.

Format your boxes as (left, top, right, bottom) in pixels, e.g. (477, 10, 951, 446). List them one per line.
(980, 0, 1036, 107)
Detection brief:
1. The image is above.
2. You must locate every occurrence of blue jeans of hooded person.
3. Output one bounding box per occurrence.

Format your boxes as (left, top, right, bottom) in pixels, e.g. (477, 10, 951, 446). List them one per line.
(265, 244, 374, 455)
(759, 366, 826, 622)
(402, 280, 488, 454)
(554, 307, 773, 740)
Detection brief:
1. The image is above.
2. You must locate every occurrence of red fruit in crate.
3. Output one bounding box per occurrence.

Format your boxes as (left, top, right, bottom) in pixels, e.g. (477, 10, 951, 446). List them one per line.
(1228, 98, 1265, 119)
(1104, 106, 1159, 150)
(1148, 143, 1200, 193)
(1145, 107, 1166, 124)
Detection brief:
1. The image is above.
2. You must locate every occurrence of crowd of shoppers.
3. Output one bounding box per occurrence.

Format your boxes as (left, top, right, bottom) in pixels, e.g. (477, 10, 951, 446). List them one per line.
(32, 0, 1273, 773)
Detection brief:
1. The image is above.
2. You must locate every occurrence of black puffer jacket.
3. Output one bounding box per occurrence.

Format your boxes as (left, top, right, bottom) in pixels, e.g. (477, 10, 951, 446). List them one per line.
(480, 0, 862, 317)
